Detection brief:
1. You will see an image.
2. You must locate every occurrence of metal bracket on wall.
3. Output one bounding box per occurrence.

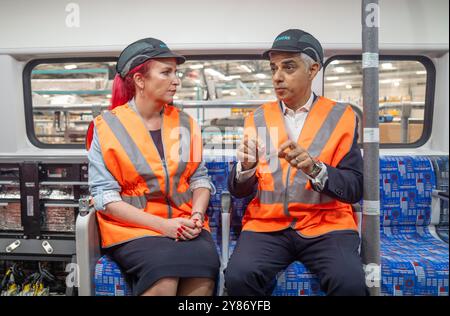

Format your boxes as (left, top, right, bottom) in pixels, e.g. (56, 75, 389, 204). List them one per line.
(5, 239, 21, 253)
(41, 240, 54, 254)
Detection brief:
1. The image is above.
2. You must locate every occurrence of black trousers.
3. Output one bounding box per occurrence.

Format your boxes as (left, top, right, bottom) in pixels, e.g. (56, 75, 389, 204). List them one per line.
(224, 228, 368, 296)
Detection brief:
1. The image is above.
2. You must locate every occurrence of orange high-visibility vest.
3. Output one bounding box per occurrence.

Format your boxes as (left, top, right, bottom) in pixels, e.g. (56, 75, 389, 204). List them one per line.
(94, 103, 208, 248)
(242, 96, 358, 237)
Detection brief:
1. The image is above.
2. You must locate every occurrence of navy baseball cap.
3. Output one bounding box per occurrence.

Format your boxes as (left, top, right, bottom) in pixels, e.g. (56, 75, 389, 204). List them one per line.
(262, 29, 324, 66)
(116, 38, 186, 78)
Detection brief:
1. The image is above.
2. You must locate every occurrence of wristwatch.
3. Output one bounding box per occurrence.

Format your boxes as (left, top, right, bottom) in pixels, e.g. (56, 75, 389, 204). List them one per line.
(308, 160, 323, 178)
(309, 161, 328, 192)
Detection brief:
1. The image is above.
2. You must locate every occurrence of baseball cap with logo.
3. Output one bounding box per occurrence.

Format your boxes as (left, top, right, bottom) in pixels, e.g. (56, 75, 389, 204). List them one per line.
(262, 29, 324, 66)
(116, 38, 186, 78)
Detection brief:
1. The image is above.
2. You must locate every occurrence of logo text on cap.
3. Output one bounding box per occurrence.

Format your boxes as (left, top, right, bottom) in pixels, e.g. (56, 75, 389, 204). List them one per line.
(275, 36, 291, 42)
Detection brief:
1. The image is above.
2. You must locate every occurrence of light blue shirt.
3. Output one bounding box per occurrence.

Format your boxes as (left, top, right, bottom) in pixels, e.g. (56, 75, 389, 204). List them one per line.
(88, 104, 215, 211)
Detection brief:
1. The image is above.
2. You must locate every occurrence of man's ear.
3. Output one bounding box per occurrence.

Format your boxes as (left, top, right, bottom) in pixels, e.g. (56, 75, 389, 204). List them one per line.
(309, 63, 321, 80)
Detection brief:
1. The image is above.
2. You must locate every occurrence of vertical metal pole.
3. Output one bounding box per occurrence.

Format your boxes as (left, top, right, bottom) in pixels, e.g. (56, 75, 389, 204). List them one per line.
(361, 0, 381, 296)
(401, 103, 412, 143)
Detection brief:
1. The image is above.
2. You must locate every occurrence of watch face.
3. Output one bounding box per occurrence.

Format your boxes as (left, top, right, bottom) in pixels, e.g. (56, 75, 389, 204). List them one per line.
(312, 163, 321, 177)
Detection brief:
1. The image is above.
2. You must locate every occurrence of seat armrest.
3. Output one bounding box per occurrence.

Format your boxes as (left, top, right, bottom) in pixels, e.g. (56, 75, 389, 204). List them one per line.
(431, 190, 449, 225)
(218, 191, 231, 296)
(75, 197, 101, 296)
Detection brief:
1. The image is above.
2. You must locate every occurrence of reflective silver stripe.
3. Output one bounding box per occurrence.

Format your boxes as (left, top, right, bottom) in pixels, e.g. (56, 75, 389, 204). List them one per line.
(289, 171, 334, 204)
(259, 185, 334, 205)
(170, 111, 193, 207)
(102, 111, 162, 197)
(171, 190, 193, 207)
(254, 105, 286, 211)
(175, 111, 191, 180)
(121, 195, 148, 209)
(259, 190, 285, 204)
(307, 102, 348, 157)
(289, 102, 349, 205)
(257, 101, 349, 207)
(253, 107, 285, 191)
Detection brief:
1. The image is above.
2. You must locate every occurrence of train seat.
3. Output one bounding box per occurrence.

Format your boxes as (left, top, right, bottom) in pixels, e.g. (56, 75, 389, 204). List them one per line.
(80, 155, 448, 296)
(379, 155, 448, 295)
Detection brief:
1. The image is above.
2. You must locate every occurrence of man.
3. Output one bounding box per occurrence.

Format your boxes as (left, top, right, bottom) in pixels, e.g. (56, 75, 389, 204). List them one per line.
(224, 29, 367, 296)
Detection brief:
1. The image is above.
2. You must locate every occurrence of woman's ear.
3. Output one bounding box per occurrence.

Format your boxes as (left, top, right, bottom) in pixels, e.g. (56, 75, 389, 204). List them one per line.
(133, 72, 145, 90)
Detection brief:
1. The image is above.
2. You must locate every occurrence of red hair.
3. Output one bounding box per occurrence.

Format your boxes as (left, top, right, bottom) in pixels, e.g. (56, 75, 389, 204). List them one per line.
(85, 60, 152, 150)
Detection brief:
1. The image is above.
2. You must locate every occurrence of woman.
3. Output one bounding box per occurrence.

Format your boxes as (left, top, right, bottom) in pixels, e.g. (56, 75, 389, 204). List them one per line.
(86, 38, 220, 296)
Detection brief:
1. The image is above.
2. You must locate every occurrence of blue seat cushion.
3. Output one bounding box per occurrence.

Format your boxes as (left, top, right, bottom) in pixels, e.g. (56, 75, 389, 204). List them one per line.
(379, 156, 435, 226)
(272, 262, 325, 296)
(94, 255, 132, 296)
(380, 225, 449, 295)
(92, 155, 448, 296)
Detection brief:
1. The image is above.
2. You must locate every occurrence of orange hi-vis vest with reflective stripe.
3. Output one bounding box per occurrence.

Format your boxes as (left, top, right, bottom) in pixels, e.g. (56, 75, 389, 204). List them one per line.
(94, 103, 209, 248)
(242, 96, 358, 237)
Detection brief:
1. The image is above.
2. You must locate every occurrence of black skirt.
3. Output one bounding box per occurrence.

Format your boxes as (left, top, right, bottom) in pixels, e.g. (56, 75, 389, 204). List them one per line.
(107, 230, 221, 296)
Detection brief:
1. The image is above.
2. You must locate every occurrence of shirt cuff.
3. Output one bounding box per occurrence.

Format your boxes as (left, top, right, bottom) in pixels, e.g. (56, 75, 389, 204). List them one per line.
(93, 190, 122, 211)
(236, 161, 257, 183)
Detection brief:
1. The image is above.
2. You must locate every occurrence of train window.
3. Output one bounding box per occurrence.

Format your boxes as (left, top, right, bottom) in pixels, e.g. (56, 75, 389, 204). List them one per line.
(24, 57, 273, 149)
(24, 59, 116, 148)
(323, 56, 435, 148)
(175, 58, 273, 151)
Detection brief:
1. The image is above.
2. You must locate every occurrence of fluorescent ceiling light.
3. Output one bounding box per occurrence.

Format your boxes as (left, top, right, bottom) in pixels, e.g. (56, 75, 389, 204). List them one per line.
(189, 64, 204, 70)
(381, 63, 395, 70)
(326, 76, 339, 81)
(239, 65, 252, 73)
(230, 91, 237, 96)
(264, 89, 272, 94)
(205, 68, 228, 80)
(64, 64, 77, 70)
(330, 60, 340, 65)
(416, 71, 426, 75)
(380, 78, 402, 84)
(224, 75, 241, 81)
(255, 73, 267, 79)
(334, 67, 346, 73)
(205, 68, 224, 77)
(332, 82, 347, 86)
(345, 84, 352, 89)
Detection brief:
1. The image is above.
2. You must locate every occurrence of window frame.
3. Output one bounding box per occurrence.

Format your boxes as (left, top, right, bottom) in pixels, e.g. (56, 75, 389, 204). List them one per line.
(23, 55, 265, 149)
(25, 55, 435, 149)
(323, 55, 436, 149)
(23, 57, 118, 149)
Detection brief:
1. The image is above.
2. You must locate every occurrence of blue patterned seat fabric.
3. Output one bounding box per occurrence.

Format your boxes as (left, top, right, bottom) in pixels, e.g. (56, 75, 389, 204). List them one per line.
(379, 156, 448, 296)
(93, 155, 449, 296)
(429, 156, 449, 243)
(94, 255, 132, 296)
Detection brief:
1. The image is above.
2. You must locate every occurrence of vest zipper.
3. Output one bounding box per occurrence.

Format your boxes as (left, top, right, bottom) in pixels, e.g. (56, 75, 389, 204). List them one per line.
(161, 159, 172, 219)
(129, 100, 172, 218)
(284, 165, 291, 217)
(160, 114, 172, 219)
